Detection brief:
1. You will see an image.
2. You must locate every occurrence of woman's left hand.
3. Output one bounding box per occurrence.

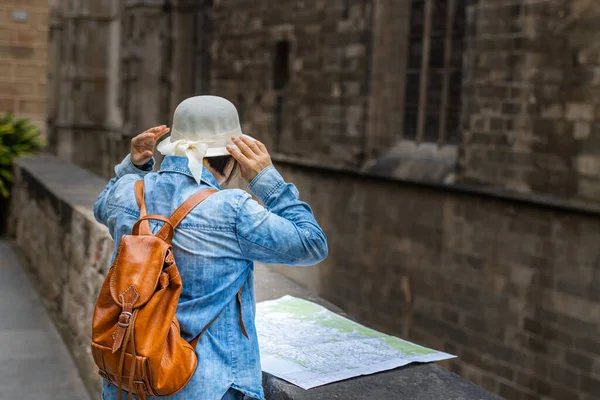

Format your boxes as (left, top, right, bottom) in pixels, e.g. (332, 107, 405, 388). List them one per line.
(226, 136, 273, 182)
(131, 125, 170, 167)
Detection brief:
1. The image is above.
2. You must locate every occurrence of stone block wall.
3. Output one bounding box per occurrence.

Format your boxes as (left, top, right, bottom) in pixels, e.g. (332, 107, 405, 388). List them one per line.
(43, 0, 600, 205)
(46, 0, 126, 177)
(209, 0, 372, 168)
(460, 0, 600, 203)
(46, 0, 217, 179)
(271, 161, 600, 400)
(0, 0, 49, 133)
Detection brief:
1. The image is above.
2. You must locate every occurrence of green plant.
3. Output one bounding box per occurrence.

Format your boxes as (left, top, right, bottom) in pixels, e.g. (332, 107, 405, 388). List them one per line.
(0, 113, 44, 197)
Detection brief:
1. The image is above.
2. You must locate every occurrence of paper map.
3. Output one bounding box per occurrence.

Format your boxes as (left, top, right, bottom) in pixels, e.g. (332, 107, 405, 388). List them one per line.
(256, 295, 456, 390)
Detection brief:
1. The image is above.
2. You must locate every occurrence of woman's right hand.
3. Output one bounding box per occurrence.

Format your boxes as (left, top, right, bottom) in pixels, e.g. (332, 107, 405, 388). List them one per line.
(226, 136, 273, 182)
(130, 125, 170, 167)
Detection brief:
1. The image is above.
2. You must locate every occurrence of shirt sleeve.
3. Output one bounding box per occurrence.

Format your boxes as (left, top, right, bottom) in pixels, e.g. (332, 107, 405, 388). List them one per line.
(234, 166, 328, 266)
(93, 154, 155, 226)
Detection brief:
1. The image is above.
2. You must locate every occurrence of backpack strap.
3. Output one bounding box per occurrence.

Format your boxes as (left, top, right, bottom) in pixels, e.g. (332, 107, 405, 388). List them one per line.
(134, 180, 151, 235)
(132, 214, 175, 243)
(155, 188, 218, 239)
(146, 188, 249, 344)
(237, 284, 248, 338)
(189, 283, 248, 349)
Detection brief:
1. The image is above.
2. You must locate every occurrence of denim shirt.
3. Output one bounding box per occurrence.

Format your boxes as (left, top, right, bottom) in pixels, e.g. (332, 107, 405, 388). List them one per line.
(94, 155, 328, 400)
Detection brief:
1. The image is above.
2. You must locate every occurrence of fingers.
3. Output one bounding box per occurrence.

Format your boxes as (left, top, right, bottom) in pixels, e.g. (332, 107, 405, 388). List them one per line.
(133, 126, 170, 145)
(147, 125, 167, 133)
(228, 136, 270, 161)
(226, 144, 249, 164)
(255, 140, 268, 154)
(231, 136, 255, 158)
(154, 127, 170, 140)
(226, 136, 272, 182)
(131, 131, 154, 145)
(146, 125, 170, 140)
(241, 136, 262, 155)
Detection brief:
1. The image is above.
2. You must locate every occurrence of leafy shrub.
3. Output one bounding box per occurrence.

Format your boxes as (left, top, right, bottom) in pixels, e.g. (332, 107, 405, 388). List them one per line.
(0, 113, 44, 197)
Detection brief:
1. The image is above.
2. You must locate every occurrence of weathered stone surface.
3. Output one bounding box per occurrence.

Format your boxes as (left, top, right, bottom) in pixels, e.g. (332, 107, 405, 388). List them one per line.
(262, 364, 498, 400)
(44, 0, 600, 204)
(460, 0, 600, 202)
(208, 0, 372, 168)
(271, 160, 600, 400)
(0, 0, 49, 134)
(361, 140, 458, 184)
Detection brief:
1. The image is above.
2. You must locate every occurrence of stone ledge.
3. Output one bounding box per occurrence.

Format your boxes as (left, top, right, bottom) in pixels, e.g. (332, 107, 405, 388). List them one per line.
(9, 154, 497, 400)
(255, 264, 498, 400)
(272, 151, 600, 217)
(362, 141, 458, 185)
(12, 154, 110, 218)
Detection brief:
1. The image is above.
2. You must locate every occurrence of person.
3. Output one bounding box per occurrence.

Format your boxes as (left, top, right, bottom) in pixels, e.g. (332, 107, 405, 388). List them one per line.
(93, 96, 328, 400)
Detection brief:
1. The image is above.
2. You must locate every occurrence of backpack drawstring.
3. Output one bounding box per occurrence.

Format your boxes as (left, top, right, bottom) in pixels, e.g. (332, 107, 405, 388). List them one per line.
(117, 309, 140, 400)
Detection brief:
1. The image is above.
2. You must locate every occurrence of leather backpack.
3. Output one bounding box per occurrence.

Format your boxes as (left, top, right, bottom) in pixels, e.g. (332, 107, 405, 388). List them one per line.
(91, 180, 247, 400)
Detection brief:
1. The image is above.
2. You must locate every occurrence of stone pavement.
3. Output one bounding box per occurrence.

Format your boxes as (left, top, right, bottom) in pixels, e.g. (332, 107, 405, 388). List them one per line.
(0, 240, 91, 400)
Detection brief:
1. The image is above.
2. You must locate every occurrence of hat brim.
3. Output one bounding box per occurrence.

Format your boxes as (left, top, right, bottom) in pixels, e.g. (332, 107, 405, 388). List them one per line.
(203, 134, 257, 158)
(204, 147, 232, 157)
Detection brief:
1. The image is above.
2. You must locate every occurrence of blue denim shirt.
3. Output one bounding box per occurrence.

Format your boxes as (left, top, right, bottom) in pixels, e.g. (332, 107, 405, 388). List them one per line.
(94, 155, 328, 400)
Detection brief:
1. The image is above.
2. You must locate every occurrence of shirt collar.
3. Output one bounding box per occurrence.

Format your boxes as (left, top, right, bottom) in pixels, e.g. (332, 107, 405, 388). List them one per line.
(158, 155, 222, 190)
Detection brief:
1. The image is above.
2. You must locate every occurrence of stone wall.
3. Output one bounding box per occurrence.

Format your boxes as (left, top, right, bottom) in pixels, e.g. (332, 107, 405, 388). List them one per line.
(0, 0, 49, 132)
(271, 161, 600, 400)
(46, 0, 124, 176)
(44, 0, 600, 205)
(209, 0, 372, 169)
(460, 0, 600, 203)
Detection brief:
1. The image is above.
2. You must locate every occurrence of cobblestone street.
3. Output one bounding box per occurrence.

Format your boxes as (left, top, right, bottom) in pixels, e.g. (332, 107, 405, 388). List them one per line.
(0, 240, 90, 400)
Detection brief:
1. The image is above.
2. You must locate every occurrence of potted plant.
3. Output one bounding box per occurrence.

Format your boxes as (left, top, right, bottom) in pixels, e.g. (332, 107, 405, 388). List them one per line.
(0, 113, 44, 235)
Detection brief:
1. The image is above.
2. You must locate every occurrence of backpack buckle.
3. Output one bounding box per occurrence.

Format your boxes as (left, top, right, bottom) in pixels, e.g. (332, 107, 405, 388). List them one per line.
(118, 311, 133, 327)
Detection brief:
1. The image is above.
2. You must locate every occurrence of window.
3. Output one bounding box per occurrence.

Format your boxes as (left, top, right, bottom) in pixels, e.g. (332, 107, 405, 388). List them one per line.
(403, 0, 467, 145)
(273, 40, 291, 151)
(273, 40, 291, 91)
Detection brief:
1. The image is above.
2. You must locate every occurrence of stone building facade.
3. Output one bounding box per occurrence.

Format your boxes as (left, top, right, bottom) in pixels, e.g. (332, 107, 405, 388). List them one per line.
(43, 0, 600, 399)
(0, 0, 49, 132)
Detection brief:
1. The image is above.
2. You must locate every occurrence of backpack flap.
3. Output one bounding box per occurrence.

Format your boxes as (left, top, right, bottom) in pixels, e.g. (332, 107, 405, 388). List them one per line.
(109, 234, 171, 310)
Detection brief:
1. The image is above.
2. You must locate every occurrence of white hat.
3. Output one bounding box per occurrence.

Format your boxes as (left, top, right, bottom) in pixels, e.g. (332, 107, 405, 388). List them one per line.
(157, 95, 252, 184)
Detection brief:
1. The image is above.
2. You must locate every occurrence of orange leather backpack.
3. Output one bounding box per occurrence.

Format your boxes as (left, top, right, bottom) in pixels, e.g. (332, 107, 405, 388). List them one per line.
(91, 180, 247, 400)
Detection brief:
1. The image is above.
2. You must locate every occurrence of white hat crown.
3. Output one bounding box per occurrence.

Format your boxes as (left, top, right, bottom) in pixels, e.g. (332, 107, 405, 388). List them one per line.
(171, 95, 243, 144)
(157, 95, 246, 184)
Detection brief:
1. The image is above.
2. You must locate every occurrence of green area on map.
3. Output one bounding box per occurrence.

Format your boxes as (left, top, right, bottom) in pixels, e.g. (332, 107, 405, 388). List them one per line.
(265, 296, 434, 355)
